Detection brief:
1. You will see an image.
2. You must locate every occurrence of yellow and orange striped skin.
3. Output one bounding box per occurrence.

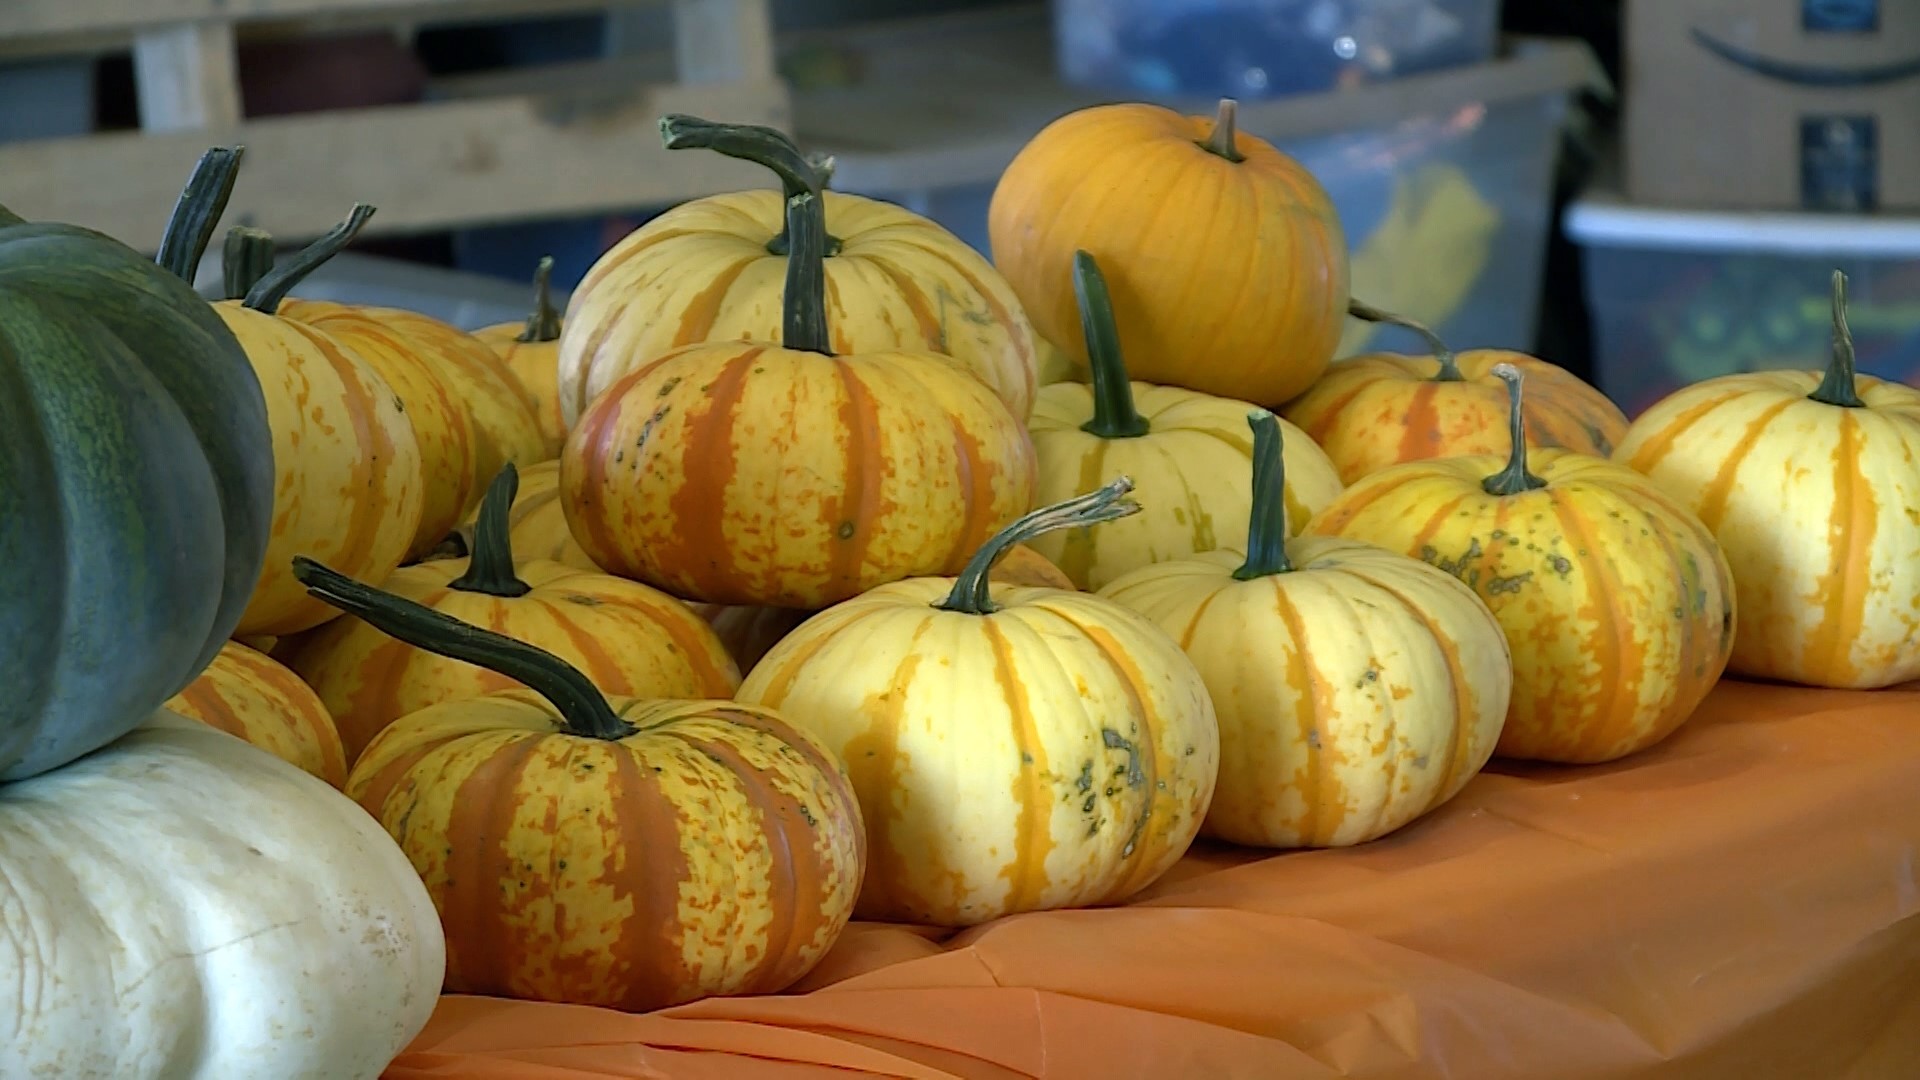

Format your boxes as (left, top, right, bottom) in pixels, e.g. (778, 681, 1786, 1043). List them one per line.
(473, 325, 566, 459)
(560, 342, 1038, 610)
(1615, 370, 1920, 689)
(555, 189, 1040, 427)
(165, 640, 349, 788)
(450, 459, 600, 573)
(213, 302, 425, 637)
(346, 692, 865, 1010)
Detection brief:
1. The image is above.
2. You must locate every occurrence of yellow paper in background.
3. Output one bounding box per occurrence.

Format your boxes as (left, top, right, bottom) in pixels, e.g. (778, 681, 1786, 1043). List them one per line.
(1338, 162, 1500, 356)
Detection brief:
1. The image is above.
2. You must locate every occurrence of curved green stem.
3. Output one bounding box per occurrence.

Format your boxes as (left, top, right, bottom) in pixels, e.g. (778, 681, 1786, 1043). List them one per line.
(449, 465, 532, 598)
(1074, 251, 1150, 439)
(157, 145, 245, 282)
(1481, 363, 1548, 496)
(1200, 99, 1246, 163)
(1234, 411, 1294, 578)
(1808, 270, 1866, 409)
(516, 256, 563, 343)
(783, 191, 832, 355)
(293, 556, 635, 741)
(938, 478, 1141, 614)
(222, 226, 276, 301)
(242, 204, 376, 314)
(1348, 298, 1464, 380)
(659, 113, 841, 256)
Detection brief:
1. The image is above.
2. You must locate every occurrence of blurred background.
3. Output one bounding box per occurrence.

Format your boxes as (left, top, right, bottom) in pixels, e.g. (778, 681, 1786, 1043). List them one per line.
(3, 0, 1914, 417)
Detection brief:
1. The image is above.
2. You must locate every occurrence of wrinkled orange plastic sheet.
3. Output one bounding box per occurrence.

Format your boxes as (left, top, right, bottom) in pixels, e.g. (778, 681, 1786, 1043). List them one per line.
(385, 679, 1920, 1080)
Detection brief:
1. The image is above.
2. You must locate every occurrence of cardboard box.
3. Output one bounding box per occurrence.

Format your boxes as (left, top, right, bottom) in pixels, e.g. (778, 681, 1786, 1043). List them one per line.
(1625, 0, 1920, 211)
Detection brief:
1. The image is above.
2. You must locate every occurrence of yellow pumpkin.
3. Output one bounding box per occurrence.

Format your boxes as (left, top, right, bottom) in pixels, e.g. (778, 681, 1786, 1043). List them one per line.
(989, 99, 1348, 406)
(1614, 272, 1920, 689)
(1304, 364, 1735, 764)
(1099, 411, 1510, 847)
(472, 255, 568, 458)
(443, 458, 599, 573)
(557, 116, 1038, 426)
(736, 479, 1220, 927)
(165, 640, 349, 788)
(1034, 335, 1082, 387)
(561, 190, 1036, 609)
(1281, 301, 1631, 484)
(1025, 251, 1342, 591)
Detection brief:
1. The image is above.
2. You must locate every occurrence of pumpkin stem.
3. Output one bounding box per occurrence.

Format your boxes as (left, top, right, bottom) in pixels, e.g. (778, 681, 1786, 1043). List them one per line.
(222, 226, 276, 301)
(1234, 410, 1295, 578)
(659, 113, 841, 257)
(449, 465, 533, 598)
(516, 256, 564, 344)
(1348, 298, 1464, 381)
(156, 145, 245, 282)
(782, 191, 833, 355)
(293, 556, 637, 741)
(1481, 363, 1548, 496)
(1075, 251, 1151, 439)
(1200, 98, 1246, 162)
(1808, 270, 1866, 409)
(0, 203, 23, 227)
(938, 478, 1141, 615)
(242, 204, 376, 314)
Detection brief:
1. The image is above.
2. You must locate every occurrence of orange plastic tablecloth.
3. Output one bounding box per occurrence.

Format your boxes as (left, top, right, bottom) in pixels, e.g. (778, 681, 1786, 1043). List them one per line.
(384, 679, 1920, 1080)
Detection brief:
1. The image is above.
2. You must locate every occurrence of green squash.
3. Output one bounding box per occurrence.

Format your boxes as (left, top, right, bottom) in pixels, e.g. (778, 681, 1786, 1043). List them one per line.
(0, 147, 275, 781)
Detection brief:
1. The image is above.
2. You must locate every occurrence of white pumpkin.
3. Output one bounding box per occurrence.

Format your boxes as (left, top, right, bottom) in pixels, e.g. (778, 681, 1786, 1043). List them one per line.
(0, 711, 446, 1079)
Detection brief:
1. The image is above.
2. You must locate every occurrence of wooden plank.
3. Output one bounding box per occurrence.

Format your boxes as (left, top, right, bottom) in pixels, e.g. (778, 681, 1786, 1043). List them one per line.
(0, 77, 789, 251)
(133, 22, 243, 132)
(670, 0, 773, 84)
(0, 0, 630, 45)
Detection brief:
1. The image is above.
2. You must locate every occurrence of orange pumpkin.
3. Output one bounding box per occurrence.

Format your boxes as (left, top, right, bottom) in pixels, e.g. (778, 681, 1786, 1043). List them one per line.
(297, 558, 864, 1011)
(1281, 301, 1631, 484)
(473, 256, 567, 458)
(989, 99, 1348, 406)
(164, 640, 349, 787)
(282, 465, 739, 763)
(561, 190, 1037, 609)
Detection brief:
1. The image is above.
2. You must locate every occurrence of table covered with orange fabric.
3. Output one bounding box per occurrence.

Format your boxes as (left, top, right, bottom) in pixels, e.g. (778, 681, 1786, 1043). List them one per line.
(383, 679, 1920, 1080)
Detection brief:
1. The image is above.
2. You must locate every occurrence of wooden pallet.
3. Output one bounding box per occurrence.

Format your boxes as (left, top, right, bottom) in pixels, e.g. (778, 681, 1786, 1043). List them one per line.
(0, 0, 788, 251)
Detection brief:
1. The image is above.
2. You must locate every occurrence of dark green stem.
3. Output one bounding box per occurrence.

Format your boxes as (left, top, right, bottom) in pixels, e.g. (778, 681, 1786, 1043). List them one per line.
(449, 465, 532, 598)
(1075, 251, 1150, 439)
(222, 227, 275, 301)
(783, 192, 832, 355)
(293, 556, 635, 740)
(1808, 270, 1866, 409)
(156, 146, 245, 282)
(937, 478, 1141, 615)
(0, 204, 23, 228)
(1234, 411, 1294, 578)
(1481, 364, 1548, 496)
(1348, 298, 1464, 380)
(242, 204, 376, 314)
(659, 113, 840, 256)
(516, 256, 563, 343)
(1200, 99, 1246, 163)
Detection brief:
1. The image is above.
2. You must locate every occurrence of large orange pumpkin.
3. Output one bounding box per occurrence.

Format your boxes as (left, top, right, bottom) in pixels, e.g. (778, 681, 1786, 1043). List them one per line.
(164, 639, 349, 788)
(1614, 272, 1920, 689)
(558, 115, 1038, 425)
(1281, 300, 1630, 484)
(472, 255, 567, 458)
(296, 558, 864, 1011)
(561, 190, 1037, 609)
(1305, 365, 1736, 765)
(989, 99, 1348, 406)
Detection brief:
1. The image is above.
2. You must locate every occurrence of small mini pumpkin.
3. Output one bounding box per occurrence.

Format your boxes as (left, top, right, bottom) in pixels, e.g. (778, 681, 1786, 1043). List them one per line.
(164, 639, 348, 787)
(473, 255, 568, 457)
(443, 458, 599, 573)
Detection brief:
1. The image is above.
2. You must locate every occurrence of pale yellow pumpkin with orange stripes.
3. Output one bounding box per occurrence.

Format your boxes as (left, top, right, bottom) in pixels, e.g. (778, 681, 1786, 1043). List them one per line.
(557, 116, 1038, 426)
(448, 459, 599, 572)
(472, 256, 568, 457)
(1615, 272, 1920, 690)
(282, 466, 740, 764)
(165, 640, 349, 787)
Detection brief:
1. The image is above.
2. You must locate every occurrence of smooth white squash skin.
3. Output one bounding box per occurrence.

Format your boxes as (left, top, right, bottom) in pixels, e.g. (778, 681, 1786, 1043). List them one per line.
(0, 710, 446, 1079)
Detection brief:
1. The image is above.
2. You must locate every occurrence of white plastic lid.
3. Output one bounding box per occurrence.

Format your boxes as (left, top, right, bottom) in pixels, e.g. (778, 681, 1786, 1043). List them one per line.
(1565, 192, 1920, 257)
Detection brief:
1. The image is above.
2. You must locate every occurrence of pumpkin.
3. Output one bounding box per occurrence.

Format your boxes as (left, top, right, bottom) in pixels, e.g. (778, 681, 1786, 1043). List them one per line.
(557, 115, 1039, 426)
(1614, 272, 1920, 689)
(164, 639, 348, 787)
(1099, 410, 1511, 847)
(473, 255, 568, 457)
(291, 556, 864, 1011)
(0, 709, 445, 1079)
(562, 189, 1037, 609)
(210, 209, 425, 637)
(1034, 335, 1082, 387)
(0, 147, 276, 780)
(988, 98, 1348, 406)
(1305, 365, 1736, 764)
(736, 479, 1220, 927)
(284, 464, 740, 763)
(440, 458, 599, 572)
(1281, 300, 1631, 484)
(1024, 251, 1343, 591)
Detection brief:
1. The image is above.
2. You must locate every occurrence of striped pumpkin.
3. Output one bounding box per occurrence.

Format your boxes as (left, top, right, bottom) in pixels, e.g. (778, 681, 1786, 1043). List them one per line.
(164, 640, 348, 787)
(737, 480, 1220, 927)
(444, 458, 599, 573)
(557, 116, 1038, 427)
(1306, 364, 1735, 764)
(472, 256, 568, 458)
(212, 211, 424, 637)
(297, 558, 863, 1011)
(561, 190, 1036, 609)
(1614, 272, 1920, 689)
(282, 466, 739, 764)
